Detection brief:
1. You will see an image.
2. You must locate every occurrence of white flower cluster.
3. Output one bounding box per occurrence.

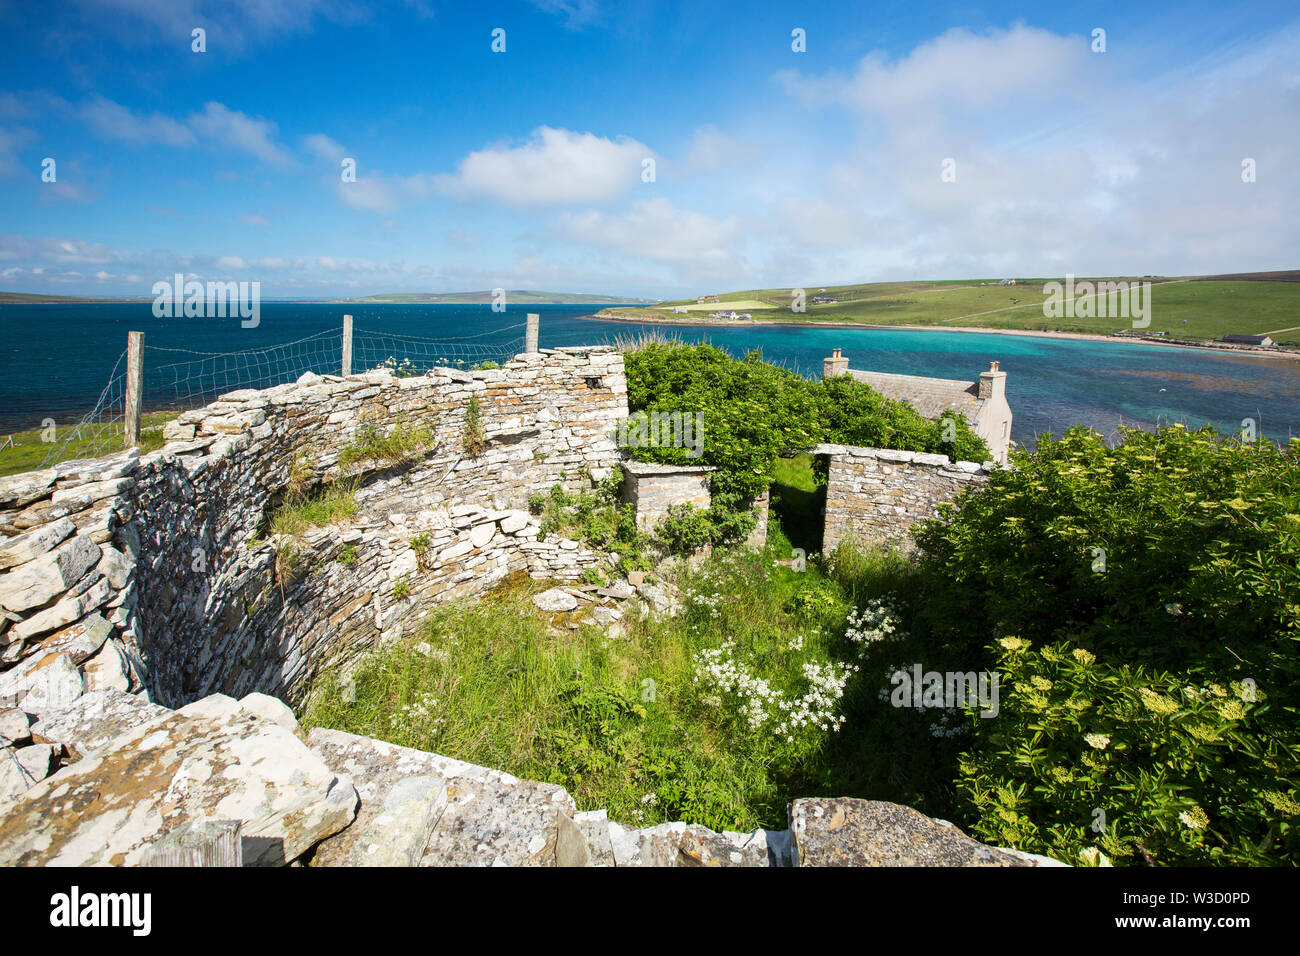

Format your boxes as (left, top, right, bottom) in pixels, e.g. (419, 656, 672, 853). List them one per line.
(693, 642, 856, 740)
(773, 661, 856, 739)
(928, 706, 967, 739)
(686, 589, 724, 619)
(387, 692, 443, 734)
(845, 597, 905, 650)
(694, 641, 782, 731)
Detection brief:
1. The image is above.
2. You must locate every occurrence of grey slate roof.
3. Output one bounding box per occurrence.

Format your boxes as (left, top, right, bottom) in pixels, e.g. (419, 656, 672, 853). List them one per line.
(846, 369, 984, 421)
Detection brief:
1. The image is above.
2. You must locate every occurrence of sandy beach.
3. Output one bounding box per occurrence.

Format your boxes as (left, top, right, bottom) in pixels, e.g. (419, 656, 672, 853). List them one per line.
(585, 310, 1300, 362)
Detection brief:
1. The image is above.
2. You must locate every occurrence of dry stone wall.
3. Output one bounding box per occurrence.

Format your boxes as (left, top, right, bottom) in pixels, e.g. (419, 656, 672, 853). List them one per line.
(816, 443, 992, 554)
(1, 347, 627, 714)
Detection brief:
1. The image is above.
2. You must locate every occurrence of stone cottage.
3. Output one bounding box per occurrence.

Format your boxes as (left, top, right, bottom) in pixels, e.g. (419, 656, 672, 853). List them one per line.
(822, 350, 1013, 465)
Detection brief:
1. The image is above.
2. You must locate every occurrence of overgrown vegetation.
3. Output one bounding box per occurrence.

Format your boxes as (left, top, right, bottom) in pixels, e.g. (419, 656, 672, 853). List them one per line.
(338, 415, 435, 471)
(528, 467, 652, 574)
(462, 393, 486, 458)
(621, 342, 989, 522)
(913, 424, 1300, 865)
(303, 546, 923, 831)
(269, 478, 359, 537)
(303, 419, 1298, 865)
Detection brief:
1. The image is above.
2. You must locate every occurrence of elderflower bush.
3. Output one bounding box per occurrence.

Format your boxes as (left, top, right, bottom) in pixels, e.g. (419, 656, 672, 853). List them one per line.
(957, 636, 1300, 866)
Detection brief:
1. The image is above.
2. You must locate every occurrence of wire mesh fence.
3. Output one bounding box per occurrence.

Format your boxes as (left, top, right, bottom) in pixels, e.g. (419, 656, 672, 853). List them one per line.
(37, 350, 131, 469)
(37, 320, 527, 470)
(351, 323, 525, 376)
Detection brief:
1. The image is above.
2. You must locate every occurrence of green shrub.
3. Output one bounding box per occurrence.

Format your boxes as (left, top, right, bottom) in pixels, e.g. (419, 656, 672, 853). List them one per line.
(654, 503, 714, 555)
(913, 423, 1300, 864)
(958, 636, 1297, 866)
(622, 342, 989, 530)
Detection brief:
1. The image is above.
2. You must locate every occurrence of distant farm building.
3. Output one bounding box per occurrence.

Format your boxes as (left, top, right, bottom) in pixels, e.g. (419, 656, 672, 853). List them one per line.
(1222, 334, 1275, 346)
(823, 349, 1013, 465)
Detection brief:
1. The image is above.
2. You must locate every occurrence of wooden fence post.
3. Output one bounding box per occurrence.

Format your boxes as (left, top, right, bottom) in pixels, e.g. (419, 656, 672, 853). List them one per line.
(525, 313, 539, 353)
(342, 314, 353, 377)
(124, 330, 144, 448)
(144, 819, 243, 866)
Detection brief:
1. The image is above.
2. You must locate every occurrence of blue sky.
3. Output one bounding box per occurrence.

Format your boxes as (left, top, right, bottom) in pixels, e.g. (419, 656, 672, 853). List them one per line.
(0, 0, 1297, 298)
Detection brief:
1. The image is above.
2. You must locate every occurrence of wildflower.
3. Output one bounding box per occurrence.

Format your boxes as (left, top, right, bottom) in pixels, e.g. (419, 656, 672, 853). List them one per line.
(1217, 699, 1245, 721)
(1178, 806, 1209, 830)
(1261, 791, 1300, 816)
(1138, 687, 1180, 716)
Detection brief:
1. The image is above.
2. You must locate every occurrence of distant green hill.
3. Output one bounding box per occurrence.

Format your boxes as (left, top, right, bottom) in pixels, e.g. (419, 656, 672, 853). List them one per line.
(0, 292, 136, 304)
(596, 272, 1300, 346)
(336, 290, 657, 305)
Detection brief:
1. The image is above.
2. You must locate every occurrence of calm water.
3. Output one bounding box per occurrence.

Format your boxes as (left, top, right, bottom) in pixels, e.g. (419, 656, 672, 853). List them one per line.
(1, 303, 1297, 447)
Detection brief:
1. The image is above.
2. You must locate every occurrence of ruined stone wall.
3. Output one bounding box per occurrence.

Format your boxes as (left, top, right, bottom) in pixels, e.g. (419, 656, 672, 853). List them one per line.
(1, 347, 627, 711)
(816, 443, 990, 554)
(621, 461, 715, 532)
(621, 460, 768, 549)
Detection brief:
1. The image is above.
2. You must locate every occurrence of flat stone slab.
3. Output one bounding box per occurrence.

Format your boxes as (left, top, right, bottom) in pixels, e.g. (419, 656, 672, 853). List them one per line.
(0, 693, 358, 866)
(310, 728, 576, 867)
(0, 708, 30, 748)
(677, 825, 788, 867)
(30, 689, 168, 757)
(789, 798, 1036, 867)
(308, 729, 450, 867)
(533, 588, 578, 612)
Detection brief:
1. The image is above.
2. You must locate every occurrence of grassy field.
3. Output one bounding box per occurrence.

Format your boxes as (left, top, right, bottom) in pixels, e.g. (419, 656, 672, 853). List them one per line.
(671, 299, 778, 312)
(600, 275, 1300, 346)
(0, 411, 176, 478)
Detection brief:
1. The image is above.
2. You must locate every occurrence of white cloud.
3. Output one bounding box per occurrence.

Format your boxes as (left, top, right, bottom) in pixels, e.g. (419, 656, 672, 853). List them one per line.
(679, 125, 740, 175)
(81, 95, 195, 146)
(303, 133, 347, 163)
(0, 126, 34, 177)
(188, 102, 292, 165)
(438, 127, 651, 206)
(561, 198, 748, 278)
(777, 24, 1090, 115)
(70, 0, 360, 50)
(529, 0, 602, 28)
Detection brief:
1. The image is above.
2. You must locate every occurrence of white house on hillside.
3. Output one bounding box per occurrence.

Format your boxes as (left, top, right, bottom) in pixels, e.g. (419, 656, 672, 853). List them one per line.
(822, 349, 1013, 465)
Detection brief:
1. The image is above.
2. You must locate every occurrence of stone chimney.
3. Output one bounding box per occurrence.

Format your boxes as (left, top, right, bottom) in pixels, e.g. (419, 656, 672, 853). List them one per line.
(823, 348, 850, 380)
(978, 361, 1006, 401)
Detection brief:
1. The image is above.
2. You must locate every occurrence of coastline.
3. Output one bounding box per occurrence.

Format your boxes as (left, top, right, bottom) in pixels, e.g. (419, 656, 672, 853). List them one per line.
(583, 310, 1300, 362)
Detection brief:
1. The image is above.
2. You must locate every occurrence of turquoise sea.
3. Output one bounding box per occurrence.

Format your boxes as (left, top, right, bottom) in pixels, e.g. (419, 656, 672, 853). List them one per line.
(1, 303, 1297, 447)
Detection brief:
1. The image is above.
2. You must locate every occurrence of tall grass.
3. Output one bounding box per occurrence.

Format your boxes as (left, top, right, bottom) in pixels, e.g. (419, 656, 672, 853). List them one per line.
(300, 539, 971, 832)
